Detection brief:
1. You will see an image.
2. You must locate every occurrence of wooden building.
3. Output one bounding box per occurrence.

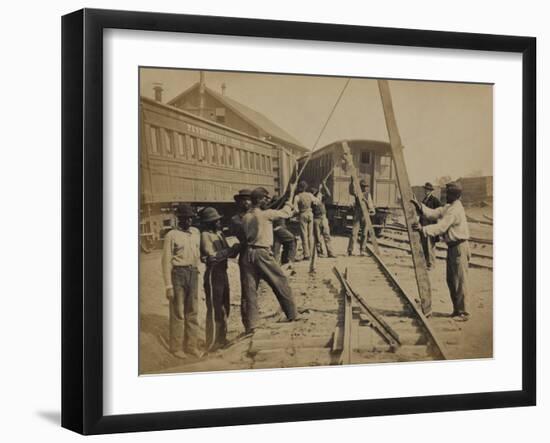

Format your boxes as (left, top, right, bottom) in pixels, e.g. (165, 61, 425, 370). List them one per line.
(412, 176, 492, 205)
(457, 176, 493, 204)
(167, 78, 309, 196)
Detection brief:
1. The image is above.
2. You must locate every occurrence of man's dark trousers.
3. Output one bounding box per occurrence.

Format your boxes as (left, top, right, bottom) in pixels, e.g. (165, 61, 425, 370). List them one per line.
(446, 241, 470, 314)
(241, 246, 297, 332)
(273, 226, 296, 264)
(204, 264, 230, 350)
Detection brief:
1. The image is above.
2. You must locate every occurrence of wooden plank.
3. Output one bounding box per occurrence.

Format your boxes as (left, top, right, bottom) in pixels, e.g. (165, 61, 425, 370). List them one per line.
(339, 141, 380, 255)
(377, 79, 432, 315)
(342, 277, 352, 365)
(332, 268, 353, 364)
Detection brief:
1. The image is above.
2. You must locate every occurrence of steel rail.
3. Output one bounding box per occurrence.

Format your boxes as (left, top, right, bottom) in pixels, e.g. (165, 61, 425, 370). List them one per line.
(364, 244, 449, 360)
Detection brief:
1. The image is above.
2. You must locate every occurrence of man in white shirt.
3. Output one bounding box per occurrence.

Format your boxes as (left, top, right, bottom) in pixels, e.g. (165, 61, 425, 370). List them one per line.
(412, 182, 471, 321)
(161, 204, 202, 358)
(240, 187, 298, 334)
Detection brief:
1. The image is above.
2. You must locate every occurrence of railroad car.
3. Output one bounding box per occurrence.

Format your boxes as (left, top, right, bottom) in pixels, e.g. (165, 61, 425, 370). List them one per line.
(297, 139, 401, 232)
(140, 96, 288, 250)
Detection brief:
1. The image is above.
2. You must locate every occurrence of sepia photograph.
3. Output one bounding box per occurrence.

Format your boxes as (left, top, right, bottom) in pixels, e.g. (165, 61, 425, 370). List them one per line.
(138, 68, 493, 375)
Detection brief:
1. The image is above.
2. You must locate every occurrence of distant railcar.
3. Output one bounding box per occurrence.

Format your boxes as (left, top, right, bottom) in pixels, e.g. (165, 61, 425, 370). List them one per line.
(297, 139, 401, 232)
(140, 97, 281, 249)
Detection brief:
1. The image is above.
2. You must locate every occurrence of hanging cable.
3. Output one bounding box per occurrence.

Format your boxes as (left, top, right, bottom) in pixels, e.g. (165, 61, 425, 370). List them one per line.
(295, 78, 351, 182)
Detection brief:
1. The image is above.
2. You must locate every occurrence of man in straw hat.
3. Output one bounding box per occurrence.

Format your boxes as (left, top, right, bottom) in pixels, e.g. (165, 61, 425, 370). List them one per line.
(412, 181, 471, 321)
(240, 186, 299, 334)
(200, 207, 240, 351)
(162, 203, 202, 359)
(420, 182, 442, 269)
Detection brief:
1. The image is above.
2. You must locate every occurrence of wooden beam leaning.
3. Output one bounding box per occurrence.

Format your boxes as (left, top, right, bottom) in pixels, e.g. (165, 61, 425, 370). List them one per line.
(340, 141, 380, 255)
(332, 267, 353, 365)
(344, 279, 401, 349)
(377, 79, 432, 315)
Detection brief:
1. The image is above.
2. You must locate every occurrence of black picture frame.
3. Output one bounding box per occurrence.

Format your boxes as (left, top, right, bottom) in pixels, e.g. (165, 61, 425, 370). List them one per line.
(61, 8, 536, 435)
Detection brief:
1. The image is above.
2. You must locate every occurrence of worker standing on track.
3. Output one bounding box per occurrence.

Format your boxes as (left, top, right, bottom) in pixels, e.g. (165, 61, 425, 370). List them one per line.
(200, 207, 240, 352)
(311, 185, 335, 258)
(419, 182, 442, 269)
(347, 178, 376, 256)
(241, 186, 299, 334)
(294, 180, 321, 260)
(161, 203, 202, 359)
(411, 181, 471, 322)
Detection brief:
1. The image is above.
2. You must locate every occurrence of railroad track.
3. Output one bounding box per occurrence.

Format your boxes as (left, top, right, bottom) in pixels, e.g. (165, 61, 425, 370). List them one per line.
(377, 230, 493, 270)
(243, 246, 465, 368)
(157, 241, 469, 373)
(331, 247, 461, 364)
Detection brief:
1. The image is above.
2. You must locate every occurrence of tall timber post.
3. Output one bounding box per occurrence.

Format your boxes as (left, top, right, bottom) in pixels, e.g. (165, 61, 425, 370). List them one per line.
(377, 79, 432, 315)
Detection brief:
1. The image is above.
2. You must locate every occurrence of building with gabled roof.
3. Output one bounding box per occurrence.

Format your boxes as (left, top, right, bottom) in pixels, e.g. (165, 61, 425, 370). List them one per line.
(166, 79, 308, 194)
(168, 81, 308, 156)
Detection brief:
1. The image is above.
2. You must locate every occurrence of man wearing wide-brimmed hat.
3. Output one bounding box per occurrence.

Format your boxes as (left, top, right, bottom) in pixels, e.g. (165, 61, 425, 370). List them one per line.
(162, 203, 201, 358)
(412, 182, 471, 322)
(200, 207, 240, 351)
(420, 182, 442, 268)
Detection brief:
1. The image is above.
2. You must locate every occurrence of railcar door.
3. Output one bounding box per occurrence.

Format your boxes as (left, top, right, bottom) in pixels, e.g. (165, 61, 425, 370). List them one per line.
(373, 153, 398, 207)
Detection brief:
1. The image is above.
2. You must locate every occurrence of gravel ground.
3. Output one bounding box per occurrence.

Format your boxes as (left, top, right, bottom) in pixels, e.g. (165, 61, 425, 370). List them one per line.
(139, 226, 493, 374)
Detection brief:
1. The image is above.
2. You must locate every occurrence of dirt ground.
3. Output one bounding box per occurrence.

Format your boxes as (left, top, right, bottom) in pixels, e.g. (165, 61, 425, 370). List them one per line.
(139, 218, 493, 375)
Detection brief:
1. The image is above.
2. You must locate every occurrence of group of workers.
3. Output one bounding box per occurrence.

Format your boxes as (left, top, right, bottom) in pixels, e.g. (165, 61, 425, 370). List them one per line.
(162, 184, 300, 359)
(160, 176, 472, 359)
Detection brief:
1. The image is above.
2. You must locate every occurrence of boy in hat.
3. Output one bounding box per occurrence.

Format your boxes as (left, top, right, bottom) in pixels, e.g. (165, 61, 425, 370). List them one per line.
(200, 207, 240, 351)
(420, 182, 442, 268)
(347, 177, 376, 256)
(273, 218, 297, 265)
(271, 194, 297, 266)
(241, 186, 299, 333)
(411, 182, 471, 321)
(162, 203, 201, 358)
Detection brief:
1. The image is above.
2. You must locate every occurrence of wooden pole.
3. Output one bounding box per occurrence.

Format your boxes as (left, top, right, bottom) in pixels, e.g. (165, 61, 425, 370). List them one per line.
(340, 141, 380, 255)
(377, 79, 432, 315)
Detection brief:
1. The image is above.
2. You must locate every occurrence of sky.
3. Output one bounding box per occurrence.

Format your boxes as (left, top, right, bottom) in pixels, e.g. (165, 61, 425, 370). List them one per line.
(140, 68, 493, 186)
